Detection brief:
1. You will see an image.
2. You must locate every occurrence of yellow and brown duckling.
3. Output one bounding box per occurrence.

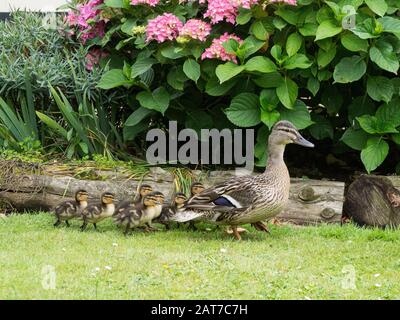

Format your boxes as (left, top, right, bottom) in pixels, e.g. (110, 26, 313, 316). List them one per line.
(133, 184, 153, 203)
(53, 189, 88, 227)
(79, 192, 115, 231)
(114, 192, 162, 235)
(187, 182, 205, 230)
(156, 192, 188, 229)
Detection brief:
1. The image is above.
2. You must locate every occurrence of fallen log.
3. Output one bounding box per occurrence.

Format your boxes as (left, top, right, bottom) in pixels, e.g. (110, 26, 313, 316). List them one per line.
(343, 175, 400, 228)
(0, 161, 345, 225)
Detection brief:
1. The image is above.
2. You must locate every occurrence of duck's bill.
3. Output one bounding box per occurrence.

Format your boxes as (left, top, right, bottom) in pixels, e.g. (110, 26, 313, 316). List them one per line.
(295, 135, 314, 148)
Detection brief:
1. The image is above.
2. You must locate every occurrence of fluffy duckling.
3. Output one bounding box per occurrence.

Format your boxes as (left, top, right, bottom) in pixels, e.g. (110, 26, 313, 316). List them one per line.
(157, 192, 188, 229)
(188, 182, 205, 230)
(53, 189, 88, 227)
(133, 184, 153, 203)
(146, 191, 165, 230)
(114, 193, 161, 235)
(80, 192, 115, 231)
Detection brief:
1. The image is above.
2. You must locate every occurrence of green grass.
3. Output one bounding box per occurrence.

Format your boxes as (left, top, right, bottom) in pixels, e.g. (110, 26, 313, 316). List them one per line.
(1, 213, 400, 300)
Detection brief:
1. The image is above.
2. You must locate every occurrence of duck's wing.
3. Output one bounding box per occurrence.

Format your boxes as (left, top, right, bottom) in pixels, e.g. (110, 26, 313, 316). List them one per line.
(170, 205, 245, 223)
(188, 176, 256, 209)
(54, 201, 77, 216)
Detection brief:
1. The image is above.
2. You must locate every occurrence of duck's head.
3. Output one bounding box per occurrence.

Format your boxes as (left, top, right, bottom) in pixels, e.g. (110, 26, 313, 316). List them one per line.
(190, 182, 205, 196)
(269, 120, 314, 148)
(142, 194, 161, 207)
(75, 190, 88, 203)
(101, 192, 115, 205)
(174, 192, 188, 206)
(138, 184, 153, 198)
(151, 191, 165, 205)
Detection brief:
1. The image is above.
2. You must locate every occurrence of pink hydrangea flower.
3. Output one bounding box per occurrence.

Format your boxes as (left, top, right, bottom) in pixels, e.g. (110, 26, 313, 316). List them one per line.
(203, 0, 259, 25)
(65, 10, 78, 26)
(201, 33, 243, 63)
(131, 0, 160, 6)
(80, 21, 106, 43)
(179, 19, 212, 42)
(269, 0, 297, 5)
(146, 13, 183, 43)
(85, 48, 109, 70)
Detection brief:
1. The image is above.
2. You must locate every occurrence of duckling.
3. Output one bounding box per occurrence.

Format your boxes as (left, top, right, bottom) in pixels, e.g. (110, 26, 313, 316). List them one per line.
(114, 193, 161, 235)
(53, 189, 88, 227)
(146, 191, 165, 230)
(80, 192, 115, 231)
(171, 120, 314, 240)
(156, 192, 188, 229)
(116, 184, 153, 215)
(187, 182, 205, 230)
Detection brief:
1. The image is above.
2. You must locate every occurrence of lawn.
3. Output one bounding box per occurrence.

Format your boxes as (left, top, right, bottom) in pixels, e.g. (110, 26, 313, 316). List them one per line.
(0, 212, 399, 300)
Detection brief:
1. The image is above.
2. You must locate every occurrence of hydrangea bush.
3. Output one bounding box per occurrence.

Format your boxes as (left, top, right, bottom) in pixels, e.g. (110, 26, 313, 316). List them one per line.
(64, 0, 400, 172)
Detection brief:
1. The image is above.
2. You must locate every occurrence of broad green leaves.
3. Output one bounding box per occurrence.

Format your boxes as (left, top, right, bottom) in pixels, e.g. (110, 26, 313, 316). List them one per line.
(341, 33, 368, 52)
(369, 40, 399, 74)
(276, 77, 298, 109)
(333, 56, 366, 83)
(216, 62, 245, 83)
(367, 76, 394, 103)
(97, 69, 133, 89)
(245, 56, 277, 73)
(225, 93, 260, 127)
(365, 0, 388, 17)
(183, 59, 201, 82)
(315, 20, 342, 41)
(286, 32, 302, 57)
(361, 138, 389, 173)
(136, 87, 170, 115)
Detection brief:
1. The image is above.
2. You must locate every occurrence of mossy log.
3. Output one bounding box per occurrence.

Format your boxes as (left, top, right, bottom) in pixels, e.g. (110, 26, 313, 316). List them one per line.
(343, 175, 400, 228)
(0, 163, 345, 225)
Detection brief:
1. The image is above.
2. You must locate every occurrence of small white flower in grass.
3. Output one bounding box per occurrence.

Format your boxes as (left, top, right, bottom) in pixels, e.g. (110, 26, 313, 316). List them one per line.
(95, 267, 100, 272)
(304, 296, 312, 300)
(220, 248, 227, 253)
(205, 228, 212, 231)
(112, 243, 118, 247)
(62, 248, 66, 252)
(105, 266, 112, 271)
(374, 273, 380, 277)
(375, 283, 382, 287)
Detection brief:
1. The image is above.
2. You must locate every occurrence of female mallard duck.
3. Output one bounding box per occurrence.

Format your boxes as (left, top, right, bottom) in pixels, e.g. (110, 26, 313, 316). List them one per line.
(171, 120, 314, 240)
(113, 193, 162, 234)
(79, 192, 115, 231)
(53, 189, 88, 227)
(156, 192, 188, 229)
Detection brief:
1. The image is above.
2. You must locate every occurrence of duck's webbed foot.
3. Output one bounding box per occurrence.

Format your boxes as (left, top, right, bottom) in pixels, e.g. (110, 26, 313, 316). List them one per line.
(226, 226, 247, 240)
(65, 220, 71, 227)
(252, 221, 270, 233)
(53, 220, 61, 227)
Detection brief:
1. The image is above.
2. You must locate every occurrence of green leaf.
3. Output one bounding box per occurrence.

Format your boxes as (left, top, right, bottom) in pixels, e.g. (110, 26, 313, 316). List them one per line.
(251, 20, 268, 41)
(369, 40, 399, 74)
(270, 45, 282, 61)
(309, 115, 333, 140)
(365, 0, 388, 17)
(275, 7, 299, 25)
(279, 100, 313, 130)
(341, 33, 369, 52)
(260, 89, 279, 112)
(348, 96, 376, 123)
(357, 115, 398, 134)
(236, 9, 252, 25)
(167, 66, 188, 91)
(215, 62, 245, 83)
(182, 59, 201, 83)
(121, 19, 136, 35)
(261, 110, 280, 130)
(307, 77, 320, 96)
(131, 58, 156, 79)
(367, 76, 394, 103)
(350, 18, 381, 39)
(317, 47, 336, 68)
(252, 72, 284, 88)
(205, 77, 238, 96)
(225, 93, 260, 127)
(136, 87, 170, 115)
(283, 54, 313, 70)
(315, 20, 342, 41)
(286, 32, 303, 57)
(378, 16, 400, 34)
(392, 133, 400, 145)
(245, 56, 277, 73)
(97, 69, 132, 89)
(125, 107, 154, 127)
(36, 111, 68, 139)
(376, 98, 400, 125)
(276, 77, 298, 109)
(104, 0, 129, 8)
(237, 36, 265, 60)
(185, 110, 214, 132)
(361, 138, 389, 173)
(341, 127, 369, 151)
(299, 23, 318, 37)
(333, 56, 366, 83)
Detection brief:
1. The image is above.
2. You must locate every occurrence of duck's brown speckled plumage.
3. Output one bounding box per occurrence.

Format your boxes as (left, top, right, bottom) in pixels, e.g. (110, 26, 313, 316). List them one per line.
(53, 190, 88, 227)
(79, 192, 115, 230)
(172, 121, 314, 237)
